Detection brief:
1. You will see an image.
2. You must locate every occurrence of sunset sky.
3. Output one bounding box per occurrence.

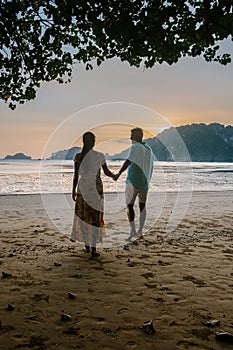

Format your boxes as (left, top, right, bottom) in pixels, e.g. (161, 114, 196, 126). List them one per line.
(1, 39, 233, 159)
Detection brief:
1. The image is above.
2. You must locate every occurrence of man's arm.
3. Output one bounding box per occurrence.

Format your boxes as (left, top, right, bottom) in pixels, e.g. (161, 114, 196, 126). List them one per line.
(150, 151, 155, 180)
(113, 159, 131, 181)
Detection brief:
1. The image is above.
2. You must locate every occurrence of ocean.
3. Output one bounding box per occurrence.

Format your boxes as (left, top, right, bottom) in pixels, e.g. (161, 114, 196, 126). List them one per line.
(1, 159, 233, 244)
(0, 159, 233, 195)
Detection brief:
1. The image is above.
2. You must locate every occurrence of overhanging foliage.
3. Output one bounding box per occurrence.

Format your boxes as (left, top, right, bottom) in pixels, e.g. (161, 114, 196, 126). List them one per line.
(0, 0, 232, 109)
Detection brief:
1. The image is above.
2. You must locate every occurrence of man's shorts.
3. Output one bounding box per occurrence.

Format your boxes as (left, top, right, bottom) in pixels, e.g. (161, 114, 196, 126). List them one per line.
(125, 182, 148, 205)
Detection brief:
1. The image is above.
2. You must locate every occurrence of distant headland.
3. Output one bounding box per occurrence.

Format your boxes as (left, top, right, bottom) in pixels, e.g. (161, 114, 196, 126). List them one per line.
(4, 153, 32, 160)
(1, 123, 233, 162)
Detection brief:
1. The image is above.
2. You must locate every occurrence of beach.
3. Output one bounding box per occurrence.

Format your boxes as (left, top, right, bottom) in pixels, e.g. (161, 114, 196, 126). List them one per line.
(0, 191, 233, 350)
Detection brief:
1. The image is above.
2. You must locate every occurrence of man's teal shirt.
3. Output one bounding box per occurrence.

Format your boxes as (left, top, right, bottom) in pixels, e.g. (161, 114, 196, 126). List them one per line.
(126, 142, 154, 191)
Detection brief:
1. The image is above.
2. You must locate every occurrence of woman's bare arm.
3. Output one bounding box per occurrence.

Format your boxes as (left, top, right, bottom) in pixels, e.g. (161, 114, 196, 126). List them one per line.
(102, 162, 115, 178)
(72, 161, 80, 201)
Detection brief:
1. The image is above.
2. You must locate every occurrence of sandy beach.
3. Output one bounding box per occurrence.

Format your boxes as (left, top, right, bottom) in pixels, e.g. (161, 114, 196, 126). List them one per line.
(0, 191, 233, 349)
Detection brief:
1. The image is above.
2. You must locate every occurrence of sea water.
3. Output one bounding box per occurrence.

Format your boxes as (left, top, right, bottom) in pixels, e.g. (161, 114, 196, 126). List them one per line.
(0, 159, 233, 195)
(1, 159, 233, 245)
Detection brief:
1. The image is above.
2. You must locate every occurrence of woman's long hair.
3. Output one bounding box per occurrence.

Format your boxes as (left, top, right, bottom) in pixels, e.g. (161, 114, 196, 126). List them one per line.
(80, 132, 95, 162)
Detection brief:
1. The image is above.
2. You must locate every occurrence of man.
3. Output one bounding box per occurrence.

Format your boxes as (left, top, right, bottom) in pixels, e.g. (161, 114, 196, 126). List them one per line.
(114, 128, 154, 241)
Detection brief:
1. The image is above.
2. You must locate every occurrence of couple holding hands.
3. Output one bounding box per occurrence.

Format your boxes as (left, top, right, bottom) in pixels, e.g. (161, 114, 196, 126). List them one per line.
(71, 127, 154, 257)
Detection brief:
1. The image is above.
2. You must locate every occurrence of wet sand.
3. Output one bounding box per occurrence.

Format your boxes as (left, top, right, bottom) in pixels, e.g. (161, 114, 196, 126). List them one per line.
(0, 191, 233, 349)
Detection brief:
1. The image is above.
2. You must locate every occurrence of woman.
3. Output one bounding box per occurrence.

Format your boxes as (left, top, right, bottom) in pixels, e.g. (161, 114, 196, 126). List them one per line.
(71, 132, 115, 257)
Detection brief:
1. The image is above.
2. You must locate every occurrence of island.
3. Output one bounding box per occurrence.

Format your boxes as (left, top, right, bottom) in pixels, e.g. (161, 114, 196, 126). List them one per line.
(4, 152, 32, 160)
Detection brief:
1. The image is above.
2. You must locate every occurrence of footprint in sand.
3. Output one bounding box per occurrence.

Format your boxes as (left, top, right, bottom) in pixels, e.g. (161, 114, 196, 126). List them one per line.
(177, 340, 199, 349)
(182, 275, 206, 287)
(141, 272, 154, 280)
(94, 317, 105, 324)
(104, 271, 118, 277)
(117, 307, 128, 314)
(31, 293, 49, 302)
(190, 327, 212, 340)
(157, 260, 171, 266)
(223, 248, 233, 255)
(0, 321, 14, 333)
(144, 283, 158, 289)
(125, 340, 136, 347)
(138, 254, 151, 259)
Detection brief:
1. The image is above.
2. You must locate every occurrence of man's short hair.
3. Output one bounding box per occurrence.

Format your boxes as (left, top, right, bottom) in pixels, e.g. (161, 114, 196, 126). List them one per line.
(131, 127, 143, 139)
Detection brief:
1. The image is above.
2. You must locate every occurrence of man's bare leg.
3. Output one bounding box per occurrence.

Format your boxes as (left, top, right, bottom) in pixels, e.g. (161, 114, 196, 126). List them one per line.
(137, 202, 146, 237)
(127, 204, 137, 240)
